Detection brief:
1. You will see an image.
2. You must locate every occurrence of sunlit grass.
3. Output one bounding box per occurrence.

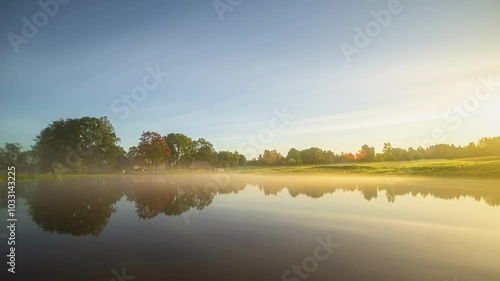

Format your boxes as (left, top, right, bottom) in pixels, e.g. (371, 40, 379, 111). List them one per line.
(229, 156, 500, 178)
(3, 156, 499, 181)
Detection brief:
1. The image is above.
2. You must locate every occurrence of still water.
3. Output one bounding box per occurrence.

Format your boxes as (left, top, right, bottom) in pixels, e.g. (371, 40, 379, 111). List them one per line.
(1, 174, 500, 281)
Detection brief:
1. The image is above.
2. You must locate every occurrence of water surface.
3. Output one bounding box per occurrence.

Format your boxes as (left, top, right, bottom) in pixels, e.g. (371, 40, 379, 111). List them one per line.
(1, 174, 499, 281)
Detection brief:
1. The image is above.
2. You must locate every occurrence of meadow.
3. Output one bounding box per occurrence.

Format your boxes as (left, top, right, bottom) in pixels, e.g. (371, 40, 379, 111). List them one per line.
(228, 156, 500, 178)
(3, 156, 500, 181)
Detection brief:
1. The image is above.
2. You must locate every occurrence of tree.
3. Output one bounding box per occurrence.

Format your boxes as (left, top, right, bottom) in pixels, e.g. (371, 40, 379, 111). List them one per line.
(392, 148, 409, 161)
(345, 153, 356, 161)
(478, 137, 500, 156)
(383, 143, 397, 161)
(217, 151, 231, 167)
(374, 153, 384, 162)
(193, 138, 218, 165)
(359, 145, 375, 162)
(356, 149, 366, 161)
(217, 151, 240, 167)
(384, 153, 397, 161)
(286, 148, 302, 164)
(127, 146, 140, 165)
(33, 117, 122, 173)
(20, 150, 39, 174)
(300, 147, 325, 164)
(137, 131, 171, 171)
(466, 142, 478, 157)
(260, 150, 284, 165)
(165, 133, 194, 167)
(0, 143, 23, 169)
(239, 154, 247, 166)
(324, 150, 336, 164)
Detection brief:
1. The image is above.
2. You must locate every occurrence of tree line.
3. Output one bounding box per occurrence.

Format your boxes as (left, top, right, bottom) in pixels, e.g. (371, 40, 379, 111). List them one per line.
(0, 116, 499, 174)
(253, 138, 500, 165)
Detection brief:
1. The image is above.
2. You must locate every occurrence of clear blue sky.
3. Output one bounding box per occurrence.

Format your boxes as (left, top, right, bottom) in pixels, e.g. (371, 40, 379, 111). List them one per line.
(1, 0, 499, 157)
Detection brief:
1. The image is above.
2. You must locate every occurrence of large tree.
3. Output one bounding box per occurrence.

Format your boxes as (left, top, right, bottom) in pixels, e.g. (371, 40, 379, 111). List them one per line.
(359, 144, 375, 162)
(286, 148, 302, 164)
(300, 147, 325, 164)
(259, 149, 284, 165)
(137, 131, 171, 170)
(33, 117, 122, 173)
(193, 138, 218, 165)
(165, 133, 194, 167)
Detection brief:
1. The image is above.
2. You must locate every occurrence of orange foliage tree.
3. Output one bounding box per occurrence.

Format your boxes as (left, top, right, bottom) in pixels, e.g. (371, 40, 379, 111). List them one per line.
(137, 131, 171, 170)
(346, 153, 356, 161)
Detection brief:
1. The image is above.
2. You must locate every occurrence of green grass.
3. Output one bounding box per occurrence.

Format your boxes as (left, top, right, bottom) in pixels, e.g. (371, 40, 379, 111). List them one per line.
(228, 156, 500, 178)
(2, 156, 500, 180)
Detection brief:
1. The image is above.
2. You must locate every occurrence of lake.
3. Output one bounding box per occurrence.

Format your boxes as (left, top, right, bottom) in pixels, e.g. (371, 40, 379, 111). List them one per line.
(1, 174, 500, 281)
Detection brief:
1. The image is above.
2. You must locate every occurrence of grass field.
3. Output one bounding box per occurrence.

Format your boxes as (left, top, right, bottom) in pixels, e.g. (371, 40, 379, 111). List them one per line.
(2, 156, 500, 180)
(228, 156, 500, 178)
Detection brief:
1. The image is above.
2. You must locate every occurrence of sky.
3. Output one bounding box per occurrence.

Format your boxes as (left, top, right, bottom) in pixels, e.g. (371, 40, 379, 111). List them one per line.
(1, 0, 499, 158)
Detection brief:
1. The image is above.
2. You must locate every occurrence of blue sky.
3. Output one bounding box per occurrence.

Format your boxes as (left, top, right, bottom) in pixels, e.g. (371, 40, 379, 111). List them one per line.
(1, 0, 499, 157)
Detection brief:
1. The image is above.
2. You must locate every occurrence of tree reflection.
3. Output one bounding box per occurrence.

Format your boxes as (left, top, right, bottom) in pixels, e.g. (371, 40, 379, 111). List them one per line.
(11, 174, 500, 237)
(125, 175, 246, 219)
(246, 175, 500, 207)
(25, 179, 122, 236)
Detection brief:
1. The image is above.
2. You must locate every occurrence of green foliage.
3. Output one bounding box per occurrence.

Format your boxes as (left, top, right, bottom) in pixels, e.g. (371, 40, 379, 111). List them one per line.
(286, 148, 302, 164)
(165, 133, 194, 167)
(383, 143, 397, 161)
(300, 147, 324, 164)
(32, 117, 122, 173)
(359, 145, 375, 162)
(0, 143, 22, 168)
(217, 151, 241, 167)
(259, 149, 284, 165)
(374, 153, 384, 162)
(193, 138, 218, 165)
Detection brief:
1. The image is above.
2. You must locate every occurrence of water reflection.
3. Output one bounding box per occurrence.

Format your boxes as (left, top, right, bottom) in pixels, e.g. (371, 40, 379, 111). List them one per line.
(251, 175, 500, 206)
(23, 180, 122, 236)
(1, 174, 500, 237)
(124, 176, 240, 219)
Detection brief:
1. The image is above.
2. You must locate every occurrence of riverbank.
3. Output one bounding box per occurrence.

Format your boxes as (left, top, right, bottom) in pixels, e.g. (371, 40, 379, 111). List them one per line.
(2, 156, 499, 181)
